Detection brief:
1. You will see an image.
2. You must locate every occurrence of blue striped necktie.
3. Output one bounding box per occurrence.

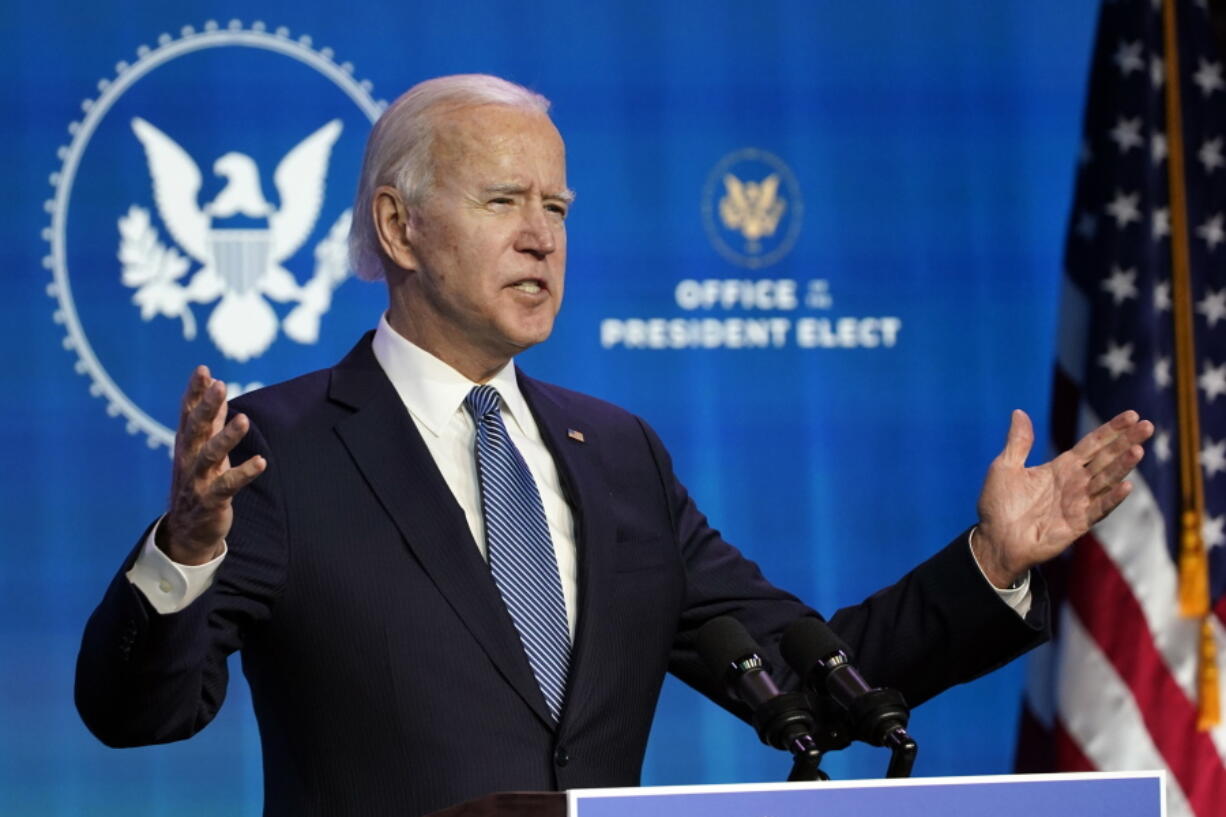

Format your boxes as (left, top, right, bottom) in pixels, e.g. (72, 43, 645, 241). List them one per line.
(464, 385, 571, 722)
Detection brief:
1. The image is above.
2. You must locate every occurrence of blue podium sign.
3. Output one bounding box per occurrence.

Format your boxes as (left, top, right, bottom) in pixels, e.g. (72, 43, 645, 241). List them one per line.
(569, 772, 1164, 817)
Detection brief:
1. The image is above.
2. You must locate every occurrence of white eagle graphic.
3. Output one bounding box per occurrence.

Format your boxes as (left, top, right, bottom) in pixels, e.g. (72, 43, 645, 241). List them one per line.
(119, 117, 351, 362)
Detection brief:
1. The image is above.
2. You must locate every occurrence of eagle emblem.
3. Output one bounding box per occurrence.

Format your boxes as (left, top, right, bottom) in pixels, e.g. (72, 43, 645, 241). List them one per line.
(718, 172, 787, 253)
(119, 117, 352, 362)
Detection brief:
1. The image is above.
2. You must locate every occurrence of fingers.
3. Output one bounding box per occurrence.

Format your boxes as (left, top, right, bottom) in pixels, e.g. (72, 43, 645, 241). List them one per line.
(180, 378, 228, 456)
(1082, 417, 1151, 473)
(178, 365, 213, 428)
(174, 368, 259, 481)
(195, 413, 251, 478)
(1070, 410, 1146, 462)
(1088, 479, 1134, 524)
(193, 453, 266, 511)
(210, 454, 267, 500)
(1074, 414, 1152, 502)
(165, 368, 266, 560)
(1086, 443, 1145, 496)
(999, 409, 1035, 467)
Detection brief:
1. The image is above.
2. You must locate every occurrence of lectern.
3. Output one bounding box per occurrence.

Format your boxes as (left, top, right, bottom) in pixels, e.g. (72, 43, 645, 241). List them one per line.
(425, 772, 1163, 817)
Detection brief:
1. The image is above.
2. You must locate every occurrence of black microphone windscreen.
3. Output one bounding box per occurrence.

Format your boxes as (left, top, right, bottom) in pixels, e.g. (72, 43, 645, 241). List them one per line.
(781, 617, 852, 675)
(697, 616, 759, 679)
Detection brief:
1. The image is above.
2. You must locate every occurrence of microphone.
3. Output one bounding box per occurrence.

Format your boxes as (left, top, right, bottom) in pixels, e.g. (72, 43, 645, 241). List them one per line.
(781, 617, 917, 777)
(696, 616, 821, 757)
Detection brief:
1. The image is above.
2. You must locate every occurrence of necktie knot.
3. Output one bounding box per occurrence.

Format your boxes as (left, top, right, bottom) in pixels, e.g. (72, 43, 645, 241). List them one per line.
(465, 385, 502, 422)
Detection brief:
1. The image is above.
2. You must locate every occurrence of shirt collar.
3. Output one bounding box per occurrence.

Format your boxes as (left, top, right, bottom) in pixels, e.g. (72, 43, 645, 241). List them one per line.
(370, 314, 533, 437)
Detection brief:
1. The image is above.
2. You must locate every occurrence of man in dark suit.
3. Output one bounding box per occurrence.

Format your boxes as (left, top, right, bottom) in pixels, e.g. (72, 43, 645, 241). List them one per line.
(76, 75, 1153, 817)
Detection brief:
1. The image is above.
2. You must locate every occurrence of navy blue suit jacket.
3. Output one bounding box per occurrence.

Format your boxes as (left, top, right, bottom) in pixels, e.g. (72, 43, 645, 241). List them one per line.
(77, 334, 1048, 816)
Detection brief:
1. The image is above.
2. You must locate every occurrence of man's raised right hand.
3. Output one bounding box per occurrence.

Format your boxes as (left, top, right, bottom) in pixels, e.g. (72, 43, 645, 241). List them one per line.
(155, 366, 267, 566)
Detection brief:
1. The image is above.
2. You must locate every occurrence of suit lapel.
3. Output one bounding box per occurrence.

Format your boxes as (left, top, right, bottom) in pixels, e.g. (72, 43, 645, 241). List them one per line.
(329, 337, 555, 727)
(518, 373, 618, 731)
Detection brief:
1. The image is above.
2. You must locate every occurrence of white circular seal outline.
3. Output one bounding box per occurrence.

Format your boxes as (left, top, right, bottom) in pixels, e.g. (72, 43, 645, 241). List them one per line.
(700, 147, 804, 270)
(44, 20, 386, 451)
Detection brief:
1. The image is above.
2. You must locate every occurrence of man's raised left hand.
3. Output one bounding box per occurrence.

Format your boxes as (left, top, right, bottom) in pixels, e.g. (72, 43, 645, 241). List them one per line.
(973, 409, 1154, 589)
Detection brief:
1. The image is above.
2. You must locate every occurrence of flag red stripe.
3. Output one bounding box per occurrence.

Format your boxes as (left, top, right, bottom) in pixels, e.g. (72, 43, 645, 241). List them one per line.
(1015, 699, 1100, 775)
(1067, 533, 1226, 817)
(1014, 701, 1055, 774)
(1048, 366, 1081, 453)
(1050, 716, 1096, 774)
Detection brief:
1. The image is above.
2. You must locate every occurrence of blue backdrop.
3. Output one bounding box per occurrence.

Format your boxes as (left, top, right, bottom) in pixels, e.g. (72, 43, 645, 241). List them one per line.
(4, 1, 1098, 813)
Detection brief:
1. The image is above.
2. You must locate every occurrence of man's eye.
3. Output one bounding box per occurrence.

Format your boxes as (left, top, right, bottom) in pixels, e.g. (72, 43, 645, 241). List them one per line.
(547, 204, 568, 219)
(489, 197, 513, 206)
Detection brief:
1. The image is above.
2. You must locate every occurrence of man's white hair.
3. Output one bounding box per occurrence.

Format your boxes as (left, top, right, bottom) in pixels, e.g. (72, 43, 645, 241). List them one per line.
(348, 74, 551, 282)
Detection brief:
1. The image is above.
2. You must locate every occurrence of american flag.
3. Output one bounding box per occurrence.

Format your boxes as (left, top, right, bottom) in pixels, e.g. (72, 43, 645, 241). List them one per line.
(1015, 2, 1226, 816)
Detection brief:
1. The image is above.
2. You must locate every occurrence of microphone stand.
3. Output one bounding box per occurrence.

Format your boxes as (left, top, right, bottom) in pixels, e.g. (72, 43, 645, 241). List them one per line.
(770, 692, 855, 781)
(785, 735, 828, 782)
(840, 684, 918, 779)
(883, 726, 918, 779)
(785, 687, 917, 781)
(749, 691, 833, 781)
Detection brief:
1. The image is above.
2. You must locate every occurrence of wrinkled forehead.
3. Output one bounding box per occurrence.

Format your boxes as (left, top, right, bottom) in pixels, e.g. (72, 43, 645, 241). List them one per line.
(429, 104, 567, 182)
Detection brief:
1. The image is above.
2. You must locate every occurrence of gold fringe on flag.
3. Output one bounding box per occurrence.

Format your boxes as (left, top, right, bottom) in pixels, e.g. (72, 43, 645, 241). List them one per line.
(1178, 513, 1209, 618)
(1161, 0, 1218, 730)
(1198, 618, 1221, 730)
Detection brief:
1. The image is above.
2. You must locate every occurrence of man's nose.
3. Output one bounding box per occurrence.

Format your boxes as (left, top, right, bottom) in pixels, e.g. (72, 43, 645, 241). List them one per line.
(515, 206, 557, 257)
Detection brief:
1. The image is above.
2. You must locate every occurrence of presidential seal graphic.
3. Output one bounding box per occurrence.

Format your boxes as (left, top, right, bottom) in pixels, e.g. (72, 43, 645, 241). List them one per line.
(45, 20, 386, 449)
(701, 148, 804, 269)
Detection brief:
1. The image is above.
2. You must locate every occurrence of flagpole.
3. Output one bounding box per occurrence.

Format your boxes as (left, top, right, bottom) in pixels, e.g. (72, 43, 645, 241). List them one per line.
(1161, 0, 1220, 730)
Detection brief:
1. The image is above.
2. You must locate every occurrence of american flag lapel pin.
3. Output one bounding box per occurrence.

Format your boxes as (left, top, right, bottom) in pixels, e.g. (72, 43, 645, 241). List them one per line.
(567, 428, 585, 443)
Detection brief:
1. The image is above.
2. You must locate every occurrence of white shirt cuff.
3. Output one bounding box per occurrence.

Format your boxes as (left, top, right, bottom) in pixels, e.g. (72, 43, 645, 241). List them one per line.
(125, 517, 227, 614)
(968, 528, 1032, 619)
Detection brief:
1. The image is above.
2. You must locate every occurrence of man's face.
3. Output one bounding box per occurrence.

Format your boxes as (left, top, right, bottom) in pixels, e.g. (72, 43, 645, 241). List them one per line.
(391, 104, 570, 379)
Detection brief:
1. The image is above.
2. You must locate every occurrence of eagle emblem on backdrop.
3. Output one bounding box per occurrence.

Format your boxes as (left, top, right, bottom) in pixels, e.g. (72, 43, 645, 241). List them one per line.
(45, 20, 385, 450)
(701, 147, 804, 269)
(718, 172, 787, 254)
(121, 117, 350, 362)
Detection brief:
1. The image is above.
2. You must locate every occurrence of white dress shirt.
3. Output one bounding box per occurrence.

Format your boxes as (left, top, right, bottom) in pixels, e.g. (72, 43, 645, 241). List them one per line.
(127, 316, 1029, 621)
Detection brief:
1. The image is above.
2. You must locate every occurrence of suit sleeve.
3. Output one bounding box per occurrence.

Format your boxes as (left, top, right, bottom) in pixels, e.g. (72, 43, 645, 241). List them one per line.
(74, 415, 287, 747)
(635, 417, 1050, 712)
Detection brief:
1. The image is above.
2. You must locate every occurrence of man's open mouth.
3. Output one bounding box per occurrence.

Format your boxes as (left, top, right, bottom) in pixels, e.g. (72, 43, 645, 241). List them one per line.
(510, 279, 545, 294)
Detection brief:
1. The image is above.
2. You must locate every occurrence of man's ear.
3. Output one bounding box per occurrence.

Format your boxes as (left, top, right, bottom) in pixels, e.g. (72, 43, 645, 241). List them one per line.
(372, 185, 419, 272)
